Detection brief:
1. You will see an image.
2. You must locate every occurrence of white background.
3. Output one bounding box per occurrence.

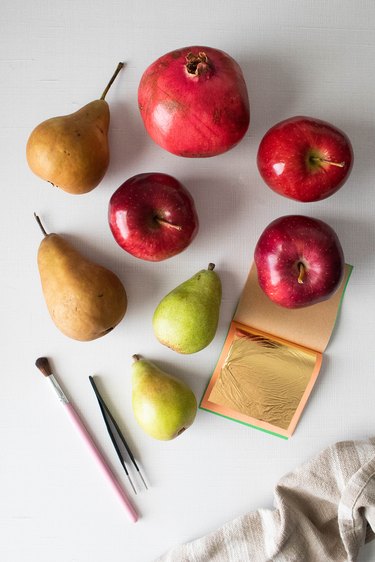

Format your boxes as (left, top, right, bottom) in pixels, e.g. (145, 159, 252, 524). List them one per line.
(1, 1, 375, 561)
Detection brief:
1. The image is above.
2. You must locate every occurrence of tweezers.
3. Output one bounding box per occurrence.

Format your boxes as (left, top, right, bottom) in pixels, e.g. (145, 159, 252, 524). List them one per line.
(89, 376, 148, 494)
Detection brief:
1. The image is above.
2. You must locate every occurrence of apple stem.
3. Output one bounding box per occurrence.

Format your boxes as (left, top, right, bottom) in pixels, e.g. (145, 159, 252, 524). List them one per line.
(310, 157, 345, 168)
(34, 212, 48, 237)
(132, 354, 141, 362)
(297, 262, 305, 284)
(100, 62, 124, 101)
(155, 217, 183, 231)
(208, 263, 215, 270)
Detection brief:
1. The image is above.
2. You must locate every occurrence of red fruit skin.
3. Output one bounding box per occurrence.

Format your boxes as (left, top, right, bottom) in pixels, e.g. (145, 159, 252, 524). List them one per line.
(138, 46, 250, 157)
(254, 215, 345, 308)
(108, 173, 199, 262)
(257, 116, 353, 202)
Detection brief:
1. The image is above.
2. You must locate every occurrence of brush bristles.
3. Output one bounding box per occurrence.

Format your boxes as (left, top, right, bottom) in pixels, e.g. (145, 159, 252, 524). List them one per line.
(35, 357, 53, 377)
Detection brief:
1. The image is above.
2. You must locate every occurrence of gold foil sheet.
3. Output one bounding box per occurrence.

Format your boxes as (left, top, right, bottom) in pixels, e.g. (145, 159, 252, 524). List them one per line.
(208, 328, 317, 430)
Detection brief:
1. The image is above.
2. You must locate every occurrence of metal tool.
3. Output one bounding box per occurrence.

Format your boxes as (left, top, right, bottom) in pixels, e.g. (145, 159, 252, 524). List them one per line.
(89, 376, 148, 494)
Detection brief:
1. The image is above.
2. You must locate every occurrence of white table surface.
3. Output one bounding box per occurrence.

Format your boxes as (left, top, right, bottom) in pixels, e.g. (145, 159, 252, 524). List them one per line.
(2, 1, 375, 560)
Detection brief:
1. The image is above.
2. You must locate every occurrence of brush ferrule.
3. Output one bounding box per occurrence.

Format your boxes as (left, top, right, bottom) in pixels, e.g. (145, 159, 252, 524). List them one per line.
(48, 375, 69, 404)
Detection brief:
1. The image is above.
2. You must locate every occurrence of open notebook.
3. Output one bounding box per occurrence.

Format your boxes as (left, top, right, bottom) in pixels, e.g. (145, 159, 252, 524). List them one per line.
(200, 263, 352, 439)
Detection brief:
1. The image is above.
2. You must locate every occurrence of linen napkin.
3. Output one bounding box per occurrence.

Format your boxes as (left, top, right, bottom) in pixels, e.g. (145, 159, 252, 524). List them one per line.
(158, 437, 375, 561)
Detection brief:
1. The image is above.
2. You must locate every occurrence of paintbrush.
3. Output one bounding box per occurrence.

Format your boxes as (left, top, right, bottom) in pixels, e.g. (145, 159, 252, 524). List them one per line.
(35, 357, 138, 523)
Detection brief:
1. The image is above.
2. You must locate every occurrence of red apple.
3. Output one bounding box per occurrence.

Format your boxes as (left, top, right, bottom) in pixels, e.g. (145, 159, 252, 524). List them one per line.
(257, 116, 353, 202)
(254, 215, 345, 308)
(108, 173, 199, 261)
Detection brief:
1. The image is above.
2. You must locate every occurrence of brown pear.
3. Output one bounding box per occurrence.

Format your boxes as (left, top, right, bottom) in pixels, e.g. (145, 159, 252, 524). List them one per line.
(35, 214, 127, 341)
(26, 62, 124, 195)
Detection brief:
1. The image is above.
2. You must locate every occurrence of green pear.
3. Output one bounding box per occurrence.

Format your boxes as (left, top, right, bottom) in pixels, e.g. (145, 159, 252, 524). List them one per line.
(131, 355, 197, 440)
(35, 214, 127, 341)
(153, 263, 222, 354)
(26, 62, 123, 195)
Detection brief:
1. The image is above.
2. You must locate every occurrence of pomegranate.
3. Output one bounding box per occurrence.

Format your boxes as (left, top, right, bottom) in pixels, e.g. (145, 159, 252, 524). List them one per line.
(138, 46, 250, 157)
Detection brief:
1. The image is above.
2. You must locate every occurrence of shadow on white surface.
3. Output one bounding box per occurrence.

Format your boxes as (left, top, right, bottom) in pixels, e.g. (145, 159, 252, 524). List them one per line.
(239, 53, 301, 138)
(106, 99, 149, 182)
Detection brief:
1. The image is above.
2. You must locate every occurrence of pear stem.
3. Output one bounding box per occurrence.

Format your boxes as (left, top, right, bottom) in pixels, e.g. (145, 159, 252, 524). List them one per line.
(100, 62, 124, 101)
(297, 262, 305, 284)
(208, 263, 215, 270)
(132, 354, 141, 362)
(310, 156, 345, 168)
(34, 213, 48, 237)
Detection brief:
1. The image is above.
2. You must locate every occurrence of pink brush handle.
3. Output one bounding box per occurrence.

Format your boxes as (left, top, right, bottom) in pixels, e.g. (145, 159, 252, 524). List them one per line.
(64, 402, 138, 523)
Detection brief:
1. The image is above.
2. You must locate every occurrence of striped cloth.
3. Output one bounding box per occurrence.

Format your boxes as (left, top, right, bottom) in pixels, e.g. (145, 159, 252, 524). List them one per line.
(158, 437, 375, 562)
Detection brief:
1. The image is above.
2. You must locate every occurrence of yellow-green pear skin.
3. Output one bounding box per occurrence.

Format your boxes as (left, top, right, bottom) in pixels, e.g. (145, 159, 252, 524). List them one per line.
(26, 62, 123, 195)
(152, 263, 222, 354)
(36, 216, 127, 341)
(131, 356, 197, 441)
